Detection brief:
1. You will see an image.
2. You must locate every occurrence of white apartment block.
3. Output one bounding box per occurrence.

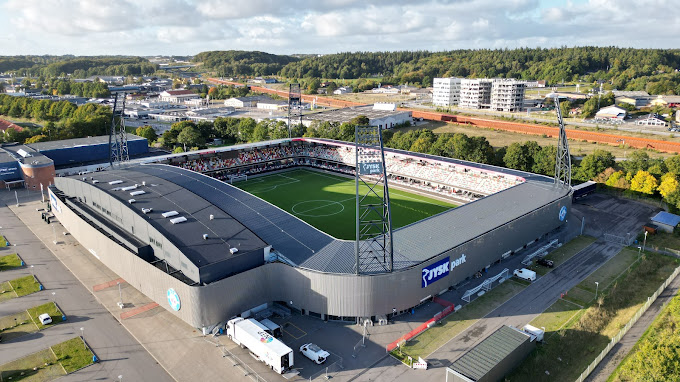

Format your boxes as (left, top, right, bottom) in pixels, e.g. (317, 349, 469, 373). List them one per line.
(432, 77, 461, 107)
(490, 79, 526, 112)
(460, 79, 493, 109)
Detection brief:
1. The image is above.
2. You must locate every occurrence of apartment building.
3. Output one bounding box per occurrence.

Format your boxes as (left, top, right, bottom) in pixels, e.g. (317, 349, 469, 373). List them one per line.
(490, 79, 526, 112)
(432, 77, 462, 106)
(460, 79, 493, 109)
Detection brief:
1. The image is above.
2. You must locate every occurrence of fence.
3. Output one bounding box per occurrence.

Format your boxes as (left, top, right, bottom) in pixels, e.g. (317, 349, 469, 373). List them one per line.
(603, 233, 634, 246)
(461, 268, 509, 302)
(575, 265, 680, 382)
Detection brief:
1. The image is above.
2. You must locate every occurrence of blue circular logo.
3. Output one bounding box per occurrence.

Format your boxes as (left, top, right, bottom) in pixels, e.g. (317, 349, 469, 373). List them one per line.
(559, 206, 567, 222)
(167, 288, 181, 311)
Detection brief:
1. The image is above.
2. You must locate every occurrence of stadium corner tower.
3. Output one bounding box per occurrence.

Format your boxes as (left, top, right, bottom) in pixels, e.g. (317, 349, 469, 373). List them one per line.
(50, 138, 571, 331)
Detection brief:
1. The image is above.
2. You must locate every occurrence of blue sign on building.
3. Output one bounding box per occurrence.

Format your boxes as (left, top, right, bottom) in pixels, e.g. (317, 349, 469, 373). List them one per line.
(422, 257, 450, 288)
(559, 206, 567, 222)
(167, 288, 181, 311)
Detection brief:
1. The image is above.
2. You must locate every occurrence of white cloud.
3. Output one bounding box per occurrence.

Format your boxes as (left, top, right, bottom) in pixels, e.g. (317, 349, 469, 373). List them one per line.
(0, 0, 679, 55)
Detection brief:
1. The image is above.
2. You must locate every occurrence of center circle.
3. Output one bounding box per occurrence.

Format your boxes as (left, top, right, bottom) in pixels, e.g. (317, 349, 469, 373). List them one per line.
(291, 200, 345, 217)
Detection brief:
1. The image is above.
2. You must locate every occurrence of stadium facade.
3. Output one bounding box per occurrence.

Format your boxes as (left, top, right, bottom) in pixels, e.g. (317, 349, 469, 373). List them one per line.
(49, 138, 571, 331)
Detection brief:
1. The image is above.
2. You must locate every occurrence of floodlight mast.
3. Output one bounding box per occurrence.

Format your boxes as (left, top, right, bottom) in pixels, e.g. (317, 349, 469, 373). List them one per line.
(553, 96, 571, 187)
(109, 91, 129, 166)
(355, 125, 394, 275)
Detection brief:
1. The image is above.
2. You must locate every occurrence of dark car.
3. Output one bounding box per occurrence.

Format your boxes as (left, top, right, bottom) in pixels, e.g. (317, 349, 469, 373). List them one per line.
(536, 258, 554, 268)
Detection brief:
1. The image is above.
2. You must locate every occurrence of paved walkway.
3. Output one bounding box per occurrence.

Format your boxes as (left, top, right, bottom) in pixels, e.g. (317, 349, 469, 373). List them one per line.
(0, 195, 172, 382)
(585, 270, 680, 382)
(3, 191, 280, 382)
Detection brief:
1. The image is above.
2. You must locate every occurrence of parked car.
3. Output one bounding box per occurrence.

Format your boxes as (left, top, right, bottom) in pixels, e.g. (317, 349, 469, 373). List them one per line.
(300, 343, 330, 364)
(536, 258, 554, 268)
(513, 268, 537, 282)
(38, 313, 52, 325)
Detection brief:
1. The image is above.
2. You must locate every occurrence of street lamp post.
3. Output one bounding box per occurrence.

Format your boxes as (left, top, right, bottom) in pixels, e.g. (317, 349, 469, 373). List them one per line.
(118, 375, 123, 382)
(638, 246, 642, 261)
(595, 281, 600, 301)
(616, 139, 626, 159)
(52, 225, 57, 245)
(30, 265, 34, 277)
(80, 327, 84, 340)
(118, 282, 122, 304)
(643, 231, 648, 252)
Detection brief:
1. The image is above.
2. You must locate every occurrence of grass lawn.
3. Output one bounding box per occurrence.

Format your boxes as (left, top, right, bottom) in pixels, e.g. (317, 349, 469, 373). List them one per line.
(527, 236, 596, 276)
(0, 281, 18, 303)
(0, 235, 7, 247)
(608, 282, 680, 381)
(0, 253, 23, 271)
(10, 275, 42, 297)
(580, 248, 639, 293)
(27, 302, 64, 330)
(395, 280, 526, 360)
(508, 251, 680, 382)
(529, 298, 583, 334)
(235, 169, 456, 239)
(51, 337, 95, 373)
(641, 231, 680, 252)
(0, 337, 94, 381)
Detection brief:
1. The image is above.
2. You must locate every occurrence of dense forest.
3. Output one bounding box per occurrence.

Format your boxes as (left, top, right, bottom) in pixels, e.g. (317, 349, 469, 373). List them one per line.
(0, 56, 158, 78)
(276, 47, 680, 93)
(193, 50, 299, 77)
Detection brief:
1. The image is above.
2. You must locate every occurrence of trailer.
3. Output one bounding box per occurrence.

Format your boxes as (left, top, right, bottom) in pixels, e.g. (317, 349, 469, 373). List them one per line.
(225, 318, 293, 374)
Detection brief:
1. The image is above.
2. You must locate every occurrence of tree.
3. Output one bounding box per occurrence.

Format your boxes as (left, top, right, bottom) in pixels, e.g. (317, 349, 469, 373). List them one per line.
(177, 126, 204, 151)
(25, 134, 48, 143)
(605, 170, 630, 190)
(665, 155, 680, 175)
(237, 118, 256, 143)
(135, 126, 157, 143)
(251, 121, 270, 142)
(504, 142, 531, 172)
(578, 150, 616, 180)
(532, 146, 557, 176)
(658, 173, 679, 198)
(622, 150, 650, 174)
(630, 170, 658, 194)
(172, 146, 185, 154)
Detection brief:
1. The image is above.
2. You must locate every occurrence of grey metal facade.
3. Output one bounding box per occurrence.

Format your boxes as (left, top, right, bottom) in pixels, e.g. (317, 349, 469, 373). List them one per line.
(50, 179, 571, 329)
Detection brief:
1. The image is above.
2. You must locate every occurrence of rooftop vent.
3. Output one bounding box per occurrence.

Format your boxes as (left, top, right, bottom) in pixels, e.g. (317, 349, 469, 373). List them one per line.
(129, 190, 145, 196)
(229, 247, 238, 254)
(209, 214, 214, 220)
(142, 181, 146, 186)
(142, 207, 153, 214)
(170, 216, 187, 224)
(203, 234, 209, 240)
(128, 199, 136, 204)
(120, 185, 138, 191)
(109, 180, 123, 185)
(162, 211, 179, 218)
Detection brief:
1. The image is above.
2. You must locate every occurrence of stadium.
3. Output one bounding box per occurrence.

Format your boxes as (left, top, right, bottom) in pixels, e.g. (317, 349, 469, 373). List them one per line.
(49, 137, 571, 331)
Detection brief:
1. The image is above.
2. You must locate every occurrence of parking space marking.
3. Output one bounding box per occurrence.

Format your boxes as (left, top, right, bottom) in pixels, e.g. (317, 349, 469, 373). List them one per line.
(282, 321, 307, 339)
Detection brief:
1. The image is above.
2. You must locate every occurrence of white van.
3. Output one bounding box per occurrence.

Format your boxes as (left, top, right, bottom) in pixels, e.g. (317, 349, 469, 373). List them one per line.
(513, 268, 537, 282)
(38, 313, 52, 325)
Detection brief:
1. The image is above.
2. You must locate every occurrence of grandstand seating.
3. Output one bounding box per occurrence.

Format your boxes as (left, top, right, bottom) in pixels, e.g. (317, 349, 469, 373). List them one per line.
(170, 142, 524, 198)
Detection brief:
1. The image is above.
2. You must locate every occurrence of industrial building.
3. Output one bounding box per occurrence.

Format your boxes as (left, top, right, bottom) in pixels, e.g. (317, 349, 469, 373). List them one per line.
(159, 90, 199, 103)
(301, 104, 412, 129)
(446, 325, 537, 382)
(0, 135, 149, 189)
(433, 78, 462, 107)
(49, 138, 571, 333)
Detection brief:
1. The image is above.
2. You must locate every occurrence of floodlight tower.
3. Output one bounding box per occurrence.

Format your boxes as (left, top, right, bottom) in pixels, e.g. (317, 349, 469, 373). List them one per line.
(109, 92, 129, 166)
(553, 96, 571, 187)
(287, 83, 302, 138)
(355, 125, 394, 274)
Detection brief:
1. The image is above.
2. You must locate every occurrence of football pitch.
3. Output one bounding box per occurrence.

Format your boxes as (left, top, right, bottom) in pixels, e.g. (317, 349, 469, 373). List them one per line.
(235, 169, 457, 239)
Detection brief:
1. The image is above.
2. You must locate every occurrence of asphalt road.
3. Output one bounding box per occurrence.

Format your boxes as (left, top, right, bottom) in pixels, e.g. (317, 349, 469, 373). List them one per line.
(0, 197, 173, 382)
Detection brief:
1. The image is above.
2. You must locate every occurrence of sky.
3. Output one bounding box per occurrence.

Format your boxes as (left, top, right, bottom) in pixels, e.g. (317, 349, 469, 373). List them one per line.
(0, 0, 678, 56)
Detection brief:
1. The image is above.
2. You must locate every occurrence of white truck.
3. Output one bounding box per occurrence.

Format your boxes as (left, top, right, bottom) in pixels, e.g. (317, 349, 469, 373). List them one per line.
(226, 318, 294, 374)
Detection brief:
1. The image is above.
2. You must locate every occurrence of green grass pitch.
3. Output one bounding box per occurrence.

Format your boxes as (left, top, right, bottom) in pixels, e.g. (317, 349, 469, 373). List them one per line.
(235, 169, 457, 239)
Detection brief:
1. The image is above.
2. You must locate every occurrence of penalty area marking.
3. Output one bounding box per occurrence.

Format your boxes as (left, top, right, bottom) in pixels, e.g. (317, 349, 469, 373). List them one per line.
(291, 199, 346, 217)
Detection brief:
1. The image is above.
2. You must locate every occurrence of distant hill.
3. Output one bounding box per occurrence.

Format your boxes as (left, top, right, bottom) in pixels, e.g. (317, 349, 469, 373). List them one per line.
(0, 55, 157, 78)
(193, 50, 298, 77)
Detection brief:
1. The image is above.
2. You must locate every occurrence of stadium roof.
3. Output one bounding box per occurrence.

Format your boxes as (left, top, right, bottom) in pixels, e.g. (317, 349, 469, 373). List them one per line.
(128, 161, 569, 274)
(450, 325, 533, 381)
(84, 168, 268, 269)
(27, 134, 146, 151)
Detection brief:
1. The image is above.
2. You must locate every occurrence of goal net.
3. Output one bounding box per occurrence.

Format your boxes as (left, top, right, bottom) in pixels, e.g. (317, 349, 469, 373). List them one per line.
(228, 174, 247, 184)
